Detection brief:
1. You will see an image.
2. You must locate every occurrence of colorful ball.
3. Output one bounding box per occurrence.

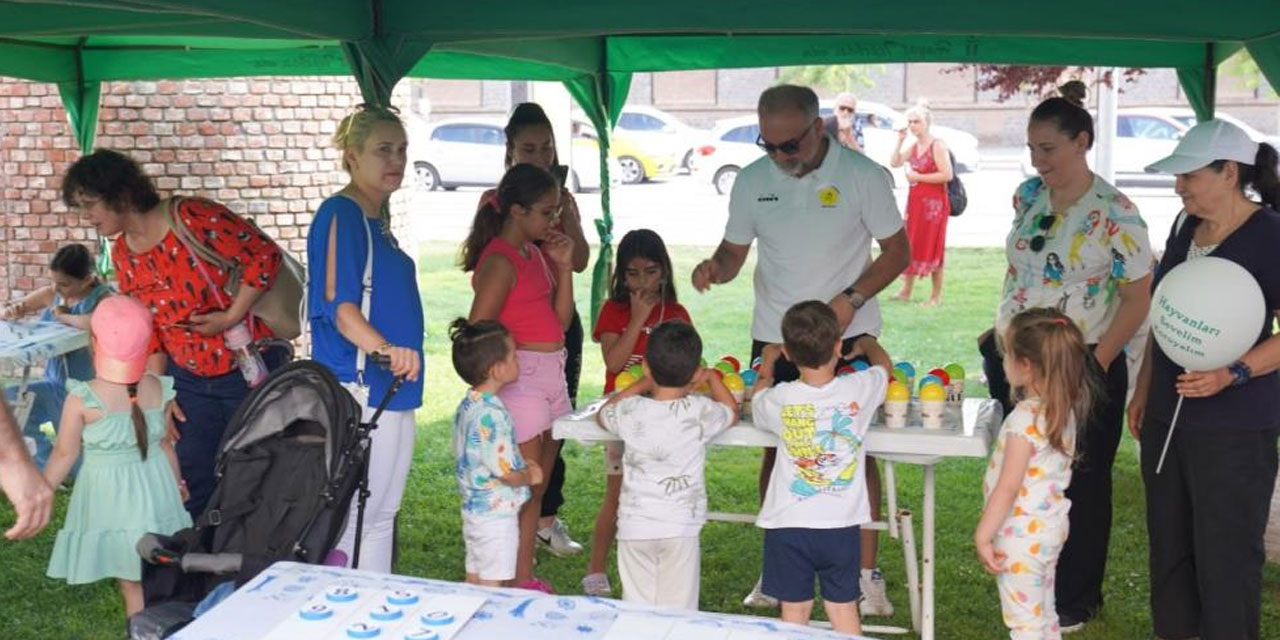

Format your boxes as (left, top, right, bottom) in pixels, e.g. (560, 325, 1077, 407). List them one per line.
(918, 374, 944, 390)
(927, 368, 951, 386)
(722, 372, 745, 392)
(852, 360, 870, 371)
(886, 381, 911, 402)
(750, 356, 764, 371)
(714, 361, 736, 376)
(919, 384, 947, 402)
(837, 365, 855, 376)
(626, 363, 644, 380)
(893, 367, 912, 384)
(614, 371, 638, 391)
(719, 355, 742, 372)
(740, 369, 758, 386)
(943, 362, 965, 382)
(894, 362, 916, 378)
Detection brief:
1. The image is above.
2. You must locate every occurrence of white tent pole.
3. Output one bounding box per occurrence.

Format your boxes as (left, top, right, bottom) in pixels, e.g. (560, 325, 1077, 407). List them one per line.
(1095, 67, 1119, 184)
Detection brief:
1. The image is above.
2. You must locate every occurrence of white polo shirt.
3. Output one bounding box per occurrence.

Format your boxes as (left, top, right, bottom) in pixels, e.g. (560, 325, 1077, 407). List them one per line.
(725, 137, 903, 343)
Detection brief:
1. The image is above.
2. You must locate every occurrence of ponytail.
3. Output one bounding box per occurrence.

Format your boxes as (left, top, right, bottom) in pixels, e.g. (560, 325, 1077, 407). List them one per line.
(126, 382, 149, 460)
(1248, 143, 1279, 209)
(1004, 308, 1101, 457)
(459, 163, 559, 272)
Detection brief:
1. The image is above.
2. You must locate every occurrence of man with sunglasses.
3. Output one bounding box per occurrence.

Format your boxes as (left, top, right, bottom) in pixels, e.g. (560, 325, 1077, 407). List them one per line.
(691, 84, 909, 616)
(824, 92, 864, 153)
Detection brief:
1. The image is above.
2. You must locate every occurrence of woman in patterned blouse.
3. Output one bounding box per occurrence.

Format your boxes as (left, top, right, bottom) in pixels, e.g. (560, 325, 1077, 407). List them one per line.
(61, 149, 289, 518)
(980, 81, 1155, 633)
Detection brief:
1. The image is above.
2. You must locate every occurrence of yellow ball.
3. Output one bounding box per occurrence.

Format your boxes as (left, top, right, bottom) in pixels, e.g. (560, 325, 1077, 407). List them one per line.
(614, 370, 638, 391)
(722, 372, 745, 393)
(919, 383, 947, 402)
(886, 381, 911, 402)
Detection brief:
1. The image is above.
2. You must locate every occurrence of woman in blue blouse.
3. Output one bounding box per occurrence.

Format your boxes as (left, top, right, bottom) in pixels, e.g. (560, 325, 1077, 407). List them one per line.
(307, 104, 424, 573)
(2, 244, 112, 476)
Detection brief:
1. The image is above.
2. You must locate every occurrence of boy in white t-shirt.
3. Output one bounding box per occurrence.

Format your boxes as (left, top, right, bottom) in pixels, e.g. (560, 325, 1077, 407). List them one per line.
(596, 322, 738, 610)
(751, 301, 891, 635)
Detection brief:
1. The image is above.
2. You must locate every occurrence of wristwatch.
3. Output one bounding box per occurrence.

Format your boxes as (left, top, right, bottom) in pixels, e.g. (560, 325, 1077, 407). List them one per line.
(841, 286, 867, 310)
(1228, 360, 1252, 387)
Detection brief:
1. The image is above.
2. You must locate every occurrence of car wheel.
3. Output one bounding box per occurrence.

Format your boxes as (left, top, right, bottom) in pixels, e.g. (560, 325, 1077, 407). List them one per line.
(413, 162, 440, 191)
(618, 156, 645, 184)
(680, 149, 693, 172)
(713, 166, 739, 196)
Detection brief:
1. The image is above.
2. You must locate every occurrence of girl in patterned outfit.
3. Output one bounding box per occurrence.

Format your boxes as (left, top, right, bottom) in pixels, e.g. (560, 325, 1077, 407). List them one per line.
(975, 308, 1100, 640)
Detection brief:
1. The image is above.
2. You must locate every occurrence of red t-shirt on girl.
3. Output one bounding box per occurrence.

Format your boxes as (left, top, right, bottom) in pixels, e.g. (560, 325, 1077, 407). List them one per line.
(592, 299, 692, 392)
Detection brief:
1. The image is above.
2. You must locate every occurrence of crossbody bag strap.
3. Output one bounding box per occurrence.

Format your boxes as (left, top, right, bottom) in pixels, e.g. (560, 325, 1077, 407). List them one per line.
(354, 212, 375, 390)
(165, 197, 232, 311)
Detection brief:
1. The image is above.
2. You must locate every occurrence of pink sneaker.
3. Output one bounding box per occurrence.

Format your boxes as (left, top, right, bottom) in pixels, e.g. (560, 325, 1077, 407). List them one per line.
(514, 577, 556, 594)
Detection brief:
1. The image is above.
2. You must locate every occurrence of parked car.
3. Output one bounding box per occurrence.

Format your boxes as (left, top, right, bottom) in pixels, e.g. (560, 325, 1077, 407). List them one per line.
(819, 99, 982, 173)
(1138, 107, 1280, 149)
(1019, 108, 1194, 180)
(687, 116, 772, 195)
(406, 117, 613, 192)
(615, 105, 701, 177)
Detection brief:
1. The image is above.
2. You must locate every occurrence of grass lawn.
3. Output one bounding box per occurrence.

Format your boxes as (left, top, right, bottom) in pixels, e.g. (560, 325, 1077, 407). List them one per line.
(2, 243, 1277, 639)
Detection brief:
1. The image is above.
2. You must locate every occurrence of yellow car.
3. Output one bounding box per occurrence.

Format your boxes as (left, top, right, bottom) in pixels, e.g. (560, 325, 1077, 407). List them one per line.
(574, 119, 677, 184)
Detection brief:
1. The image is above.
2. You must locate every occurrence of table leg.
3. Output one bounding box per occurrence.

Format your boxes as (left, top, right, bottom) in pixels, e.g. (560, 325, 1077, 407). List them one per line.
(922, 464, 936, 640)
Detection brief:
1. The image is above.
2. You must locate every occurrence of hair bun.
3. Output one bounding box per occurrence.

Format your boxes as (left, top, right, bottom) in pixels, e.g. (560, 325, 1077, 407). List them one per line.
(1058, 81, 1088, 107)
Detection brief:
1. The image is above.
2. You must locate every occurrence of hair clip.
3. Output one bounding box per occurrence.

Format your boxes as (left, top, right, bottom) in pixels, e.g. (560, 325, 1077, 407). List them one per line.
(486, 191, 502, 211)
(1052, 317, 1069, 326)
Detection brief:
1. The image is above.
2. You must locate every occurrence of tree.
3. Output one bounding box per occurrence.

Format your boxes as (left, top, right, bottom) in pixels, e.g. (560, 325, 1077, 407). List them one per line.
(778, 64, 880, 94)
(1221, 50, 1274, 96)
(944, 65, 1145, 102)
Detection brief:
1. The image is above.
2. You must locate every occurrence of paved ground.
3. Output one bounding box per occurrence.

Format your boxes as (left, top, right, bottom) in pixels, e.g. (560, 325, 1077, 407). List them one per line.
(401, 147, 1186, 251)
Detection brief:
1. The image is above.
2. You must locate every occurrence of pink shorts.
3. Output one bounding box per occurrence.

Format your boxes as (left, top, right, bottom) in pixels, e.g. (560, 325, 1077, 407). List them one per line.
(499, 349, 572, 444)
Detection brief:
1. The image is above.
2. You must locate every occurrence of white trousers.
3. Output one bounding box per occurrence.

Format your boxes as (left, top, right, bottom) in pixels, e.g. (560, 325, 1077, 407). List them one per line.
(618, 536, 701, 610)
(334, 406, 417, 573)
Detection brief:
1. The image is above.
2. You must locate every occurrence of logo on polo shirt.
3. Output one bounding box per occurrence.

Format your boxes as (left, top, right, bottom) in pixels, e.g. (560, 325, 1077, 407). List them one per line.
(757, 193, 779, 203)
(818, 185, 840, 208)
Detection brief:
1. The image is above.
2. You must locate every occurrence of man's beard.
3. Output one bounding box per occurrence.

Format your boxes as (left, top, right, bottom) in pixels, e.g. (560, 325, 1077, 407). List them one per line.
(772, 157, 806, 176)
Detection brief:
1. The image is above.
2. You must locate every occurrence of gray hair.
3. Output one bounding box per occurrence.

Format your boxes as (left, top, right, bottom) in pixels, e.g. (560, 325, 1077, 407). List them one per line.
(834, 92, 857, 107)
(905, 101, 932, 127)
(758, 85, 819, 121)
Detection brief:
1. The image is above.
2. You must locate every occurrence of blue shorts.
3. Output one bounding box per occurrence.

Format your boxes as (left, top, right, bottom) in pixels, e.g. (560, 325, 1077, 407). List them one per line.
(762, 526, 862, 603)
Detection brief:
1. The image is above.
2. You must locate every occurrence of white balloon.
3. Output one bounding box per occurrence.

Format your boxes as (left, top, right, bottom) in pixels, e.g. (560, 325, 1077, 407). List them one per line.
(1149, 256, 1266, 371)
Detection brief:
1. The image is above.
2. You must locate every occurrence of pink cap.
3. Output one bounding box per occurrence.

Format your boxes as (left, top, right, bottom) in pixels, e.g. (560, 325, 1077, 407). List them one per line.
(90, 296, 155, 385)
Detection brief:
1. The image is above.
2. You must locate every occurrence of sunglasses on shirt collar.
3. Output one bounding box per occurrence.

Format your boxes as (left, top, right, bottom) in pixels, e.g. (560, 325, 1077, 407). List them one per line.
(1029, 213, 1056, 252)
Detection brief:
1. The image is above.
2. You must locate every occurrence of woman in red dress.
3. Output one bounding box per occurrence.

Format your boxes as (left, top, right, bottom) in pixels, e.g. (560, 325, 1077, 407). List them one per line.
(890, 103, 953, 307)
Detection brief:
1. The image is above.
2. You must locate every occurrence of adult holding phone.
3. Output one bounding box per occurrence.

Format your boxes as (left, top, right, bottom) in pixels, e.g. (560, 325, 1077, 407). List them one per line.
(473, 103, 590, 559)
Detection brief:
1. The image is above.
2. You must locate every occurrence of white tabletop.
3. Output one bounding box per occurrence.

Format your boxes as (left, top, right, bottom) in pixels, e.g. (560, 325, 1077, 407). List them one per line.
(0, 319, 88, 367)
(553, 396, 1001, 460)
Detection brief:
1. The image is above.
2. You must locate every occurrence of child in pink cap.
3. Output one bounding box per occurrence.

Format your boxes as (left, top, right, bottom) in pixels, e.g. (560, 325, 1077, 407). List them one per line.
(44, 295, 192, 618)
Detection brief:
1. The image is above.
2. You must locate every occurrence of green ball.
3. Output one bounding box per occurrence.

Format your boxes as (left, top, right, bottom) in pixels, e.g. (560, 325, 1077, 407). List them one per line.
(714, 361, 736, 375)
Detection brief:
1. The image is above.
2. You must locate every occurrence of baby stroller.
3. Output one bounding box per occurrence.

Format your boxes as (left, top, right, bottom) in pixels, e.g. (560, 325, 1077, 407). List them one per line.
(127, 358, 401, 639)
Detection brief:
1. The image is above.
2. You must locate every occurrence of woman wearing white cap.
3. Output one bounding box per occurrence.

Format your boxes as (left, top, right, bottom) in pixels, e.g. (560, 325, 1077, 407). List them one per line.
(1128, 118, 1280, 640)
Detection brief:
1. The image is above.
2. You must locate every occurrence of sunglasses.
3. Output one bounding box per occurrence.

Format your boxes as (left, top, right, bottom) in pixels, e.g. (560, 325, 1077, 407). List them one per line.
(836, 105, 855, 113)
(756, 130, 809, 155)
(1029, 213, 1056, 252)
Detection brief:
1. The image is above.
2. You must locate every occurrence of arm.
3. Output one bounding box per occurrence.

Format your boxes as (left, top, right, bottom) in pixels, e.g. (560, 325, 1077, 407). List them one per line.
(973, 433, 1034, 575)
(851, 335, 894, 375)
(43, 395, 85, 492)
(1, 285, 55, 319)
(830, 230, 910, 330)
(559, 190, 590, 273)
(698, 368, 740, 424)
(889, 132, 909, 168)
(1126, 335, 1154, 440)
(692, 240, 751, 292)
(52, 310, 93, 331)
(553, 264, 574, 330)
(1175, 310, 1280, 399)
(908, 140, 954, 185)
(187, 203, 279, 336)
(0, 395, 53, 540)
(468, 253, 516, 324)
(159, 439, 188, 501)
(1093, 275, 1152, 372)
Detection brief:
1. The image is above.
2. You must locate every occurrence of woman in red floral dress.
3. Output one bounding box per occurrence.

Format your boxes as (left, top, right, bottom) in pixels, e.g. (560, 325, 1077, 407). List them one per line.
(890, 102, 953, 307)
(62, 150, 289, 518)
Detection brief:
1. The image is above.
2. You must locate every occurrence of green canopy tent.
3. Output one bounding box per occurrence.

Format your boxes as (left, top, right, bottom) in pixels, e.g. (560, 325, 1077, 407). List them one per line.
(3, 0, 1279, 320)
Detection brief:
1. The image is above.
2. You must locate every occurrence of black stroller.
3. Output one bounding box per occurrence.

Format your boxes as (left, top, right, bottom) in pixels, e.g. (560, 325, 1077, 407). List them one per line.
(127, 359, 401, 639)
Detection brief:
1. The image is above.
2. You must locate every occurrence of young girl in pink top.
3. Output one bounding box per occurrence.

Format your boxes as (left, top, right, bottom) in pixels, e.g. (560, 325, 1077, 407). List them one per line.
(461, 163, 575, 593)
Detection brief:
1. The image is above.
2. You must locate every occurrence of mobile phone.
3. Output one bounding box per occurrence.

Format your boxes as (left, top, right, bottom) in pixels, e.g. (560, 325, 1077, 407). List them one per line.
(550, 164, 569, 189)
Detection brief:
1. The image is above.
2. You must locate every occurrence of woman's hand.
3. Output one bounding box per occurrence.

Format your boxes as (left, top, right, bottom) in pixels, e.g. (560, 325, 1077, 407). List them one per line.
(1175, 368, 1232, 399)
(188, 310, 240, 337)
(905, 170, 920, 184)
(897, 128, 908, 144)
(375, 343, 421, 382)
(165, 401, 186, 444)
(51, 306, 74, 326)
(1126, 395, 1146, 440)
(542, 230, 574, 270)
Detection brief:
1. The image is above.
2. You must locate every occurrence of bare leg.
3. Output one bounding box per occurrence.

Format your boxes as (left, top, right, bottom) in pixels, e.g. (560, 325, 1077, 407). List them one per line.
(758, 447, 777, 503)
(118, 579, 144, 618)
(515, 434, 547, 583)
(823, 600, 862, 635)
(779, 600, 815, 627)
(862, 456, 881, 570)
(924, 268, 944, 306)
(892, 275, 915, 301)
(588, 474, 623, 575)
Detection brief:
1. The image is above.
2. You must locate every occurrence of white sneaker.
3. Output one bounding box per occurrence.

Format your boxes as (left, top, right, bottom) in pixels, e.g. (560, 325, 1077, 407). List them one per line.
(742, 576, 779, 609)
(581, 572, 613, 597)
(859, 568, 895, 617)
(536, 518, 584, 557)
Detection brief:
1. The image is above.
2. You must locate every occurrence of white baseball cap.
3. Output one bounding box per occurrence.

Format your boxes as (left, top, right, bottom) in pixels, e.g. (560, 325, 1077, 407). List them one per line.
(1146, 118, 1259, 175)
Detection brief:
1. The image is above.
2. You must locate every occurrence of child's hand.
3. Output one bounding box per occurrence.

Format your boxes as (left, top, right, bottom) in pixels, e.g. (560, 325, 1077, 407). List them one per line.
(627, 288, 658, 327)
(975, 537, 1006, 575)
(178, 479, 190, 503)
(542, 231, 574, 270)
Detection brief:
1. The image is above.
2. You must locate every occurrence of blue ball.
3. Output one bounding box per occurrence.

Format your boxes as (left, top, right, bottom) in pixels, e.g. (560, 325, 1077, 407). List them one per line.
(895, 362, 916, 377)
(740, 369, 758, 386)
(918, 374, 943, 390)
(852, 360, 870, 371)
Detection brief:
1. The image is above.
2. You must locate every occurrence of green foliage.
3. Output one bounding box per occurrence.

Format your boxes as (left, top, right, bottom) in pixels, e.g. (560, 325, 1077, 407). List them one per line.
(777, 64, 880, 94)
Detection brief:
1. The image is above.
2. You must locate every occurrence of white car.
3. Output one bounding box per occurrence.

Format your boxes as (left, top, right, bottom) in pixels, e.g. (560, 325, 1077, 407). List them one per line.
(820, 99, 982, 174)
(406, 117, 610, 192)
(1020, 108, 1197, 181)
(1136, 107, 1280, 149)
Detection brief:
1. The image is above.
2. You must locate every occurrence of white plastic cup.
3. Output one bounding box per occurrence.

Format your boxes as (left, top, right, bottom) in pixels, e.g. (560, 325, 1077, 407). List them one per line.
(921, 400, 945, 429)
(884, 400, 908, 429)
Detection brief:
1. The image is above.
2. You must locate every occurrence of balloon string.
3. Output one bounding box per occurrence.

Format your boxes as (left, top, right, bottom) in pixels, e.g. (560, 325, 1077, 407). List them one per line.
(1155, 394, 1184, 475)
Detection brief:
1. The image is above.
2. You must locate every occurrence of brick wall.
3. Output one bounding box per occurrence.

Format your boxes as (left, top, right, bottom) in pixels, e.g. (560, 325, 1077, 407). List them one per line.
(0, 76, 419, 303)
